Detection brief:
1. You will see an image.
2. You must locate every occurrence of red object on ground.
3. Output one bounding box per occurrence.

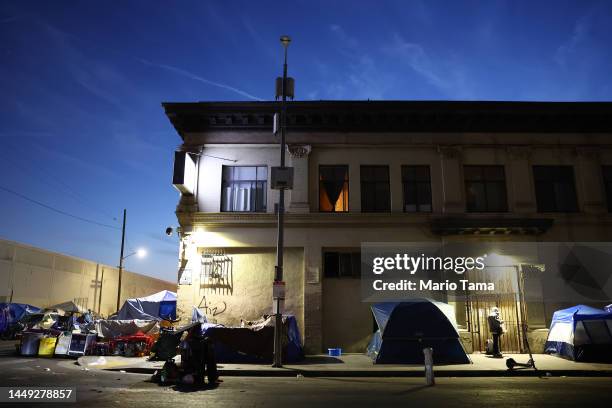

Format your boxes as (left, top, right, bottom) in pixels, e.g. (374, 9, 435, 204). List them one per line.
(110, 331, 155, 356)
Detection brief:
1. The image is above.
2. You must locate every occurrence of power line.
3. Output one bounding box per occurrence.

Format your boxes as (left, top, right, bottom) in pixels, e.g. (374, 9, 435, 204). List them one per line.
(0, 139, 121, 225)
(0, 185, 120, 230)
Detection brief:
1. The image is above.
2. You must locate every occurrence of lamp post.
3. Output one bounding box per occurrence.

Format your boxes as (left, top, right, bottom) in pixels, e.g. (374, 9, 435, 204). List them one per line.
(115, 208, 147, 311)
(273, 35, 291, 368)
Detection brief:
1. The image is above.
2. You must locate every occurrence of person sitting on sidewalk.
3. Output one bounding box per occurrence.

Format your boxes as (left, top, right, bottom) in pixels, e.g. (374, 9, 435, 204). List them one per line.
(487, 307, 505, 358)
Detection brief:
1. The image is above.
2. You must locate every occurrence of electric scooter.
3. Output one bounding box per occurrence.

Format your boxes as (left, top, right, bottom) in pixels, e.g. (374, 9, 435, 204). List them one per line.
(506, 322, 538, 371)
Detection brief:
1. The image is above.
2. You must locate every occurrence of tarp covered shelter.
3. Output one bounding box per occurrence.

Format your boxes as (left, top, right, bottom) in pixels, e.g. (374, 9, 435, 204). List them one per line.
(545, 305, 612, 362)
(0, 303, 41, 335)
(96, 319, 160, 338)
(115, 290, 177, 321)
(44, 301, 87, 315)
(202, 315, 304, 363)
(367, 299, 470, 364)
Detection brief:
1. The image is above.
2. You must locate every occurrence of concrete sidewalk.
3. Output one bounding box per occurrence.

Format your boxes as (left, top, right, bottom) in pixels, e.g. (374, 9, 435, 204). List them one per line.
(77, 353, 612, 377)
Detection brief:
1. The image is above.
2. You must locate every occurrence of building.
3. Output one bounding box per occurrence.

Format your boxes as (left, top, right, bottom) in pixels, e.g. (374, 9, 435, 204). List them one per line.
(163, 100, 612, 354)
(0, 238, 175, 316)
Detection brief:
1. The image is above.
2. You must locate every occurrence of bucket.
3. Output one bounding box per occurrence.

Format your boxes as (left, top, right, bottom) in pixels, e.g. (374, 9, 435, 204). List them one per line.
(38, 337, 57, 357)
(328, 348, 342, 357)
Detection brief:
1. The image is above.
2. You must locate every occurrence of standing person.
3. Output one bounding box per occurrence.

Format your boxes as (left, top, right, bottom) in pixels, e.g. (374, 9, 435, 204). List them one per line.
(487, 307, 505, 358)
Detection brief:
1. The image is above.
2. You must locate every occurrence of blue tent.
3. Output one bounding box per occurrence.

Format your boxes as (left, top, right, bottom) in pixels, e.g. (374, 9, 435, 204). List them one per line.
(367, 299, 470, 364)
(545, 305, 612, 362)
(0, 303, 41, 335)
(114, 290, 177, 321)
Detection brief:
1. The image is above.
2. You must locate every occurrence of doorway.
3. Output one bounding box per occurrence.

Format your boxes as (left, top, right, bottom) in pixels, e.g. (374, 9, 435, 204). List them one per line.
(467, 266, 525, 353)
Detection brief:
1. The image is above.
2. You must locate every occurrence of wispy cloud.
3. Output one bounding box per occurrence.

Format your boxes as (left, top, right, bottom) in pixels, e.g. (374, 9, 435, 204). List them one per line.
(316, 24, 393, 100)
(138, 58, 264, 101)
(383, 34, 473, 99)
(555, 15, 590, 67)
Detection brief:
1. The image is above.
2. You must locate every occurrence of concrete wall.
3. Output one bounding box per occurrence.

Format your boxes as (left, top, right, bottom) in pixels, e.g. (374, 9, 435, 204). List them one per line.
(0, 239, 175, 317)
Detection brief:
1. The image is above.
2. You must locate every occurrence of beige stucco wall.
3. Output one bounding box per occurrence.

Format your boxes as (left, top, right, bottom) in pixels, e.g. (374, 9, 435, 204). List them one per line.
(176, 247, 304, 337)
(0, 239, 175, 317)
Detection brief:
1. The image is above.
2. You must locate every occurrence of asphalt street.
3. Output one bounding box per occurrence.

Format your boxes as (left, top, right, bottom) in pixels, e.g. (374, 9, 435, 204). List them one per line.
(0, 355, 611, 407)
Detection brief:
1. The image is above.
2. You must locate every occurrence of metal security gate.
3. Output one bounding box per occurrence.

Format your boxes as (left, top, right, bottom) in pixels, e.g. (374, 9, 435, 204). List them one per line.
(466, 266, 525, 353)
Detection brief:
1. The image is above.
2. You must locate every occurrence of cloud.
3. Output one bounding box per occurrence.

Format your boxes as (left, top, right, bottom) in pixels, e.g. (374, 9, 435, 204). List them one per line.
(322, 24, 393, 99)
(383, 34, 474, 99)
(43, 24, 134, 110)
(138, 58, 264, 101)
(555, 15, 590, 67)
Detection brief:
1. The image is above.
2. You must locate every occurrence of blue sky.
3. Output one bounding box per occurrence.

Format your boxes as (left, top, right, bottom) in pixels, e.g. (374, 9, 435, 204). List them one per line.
(1, 0, 611, 281)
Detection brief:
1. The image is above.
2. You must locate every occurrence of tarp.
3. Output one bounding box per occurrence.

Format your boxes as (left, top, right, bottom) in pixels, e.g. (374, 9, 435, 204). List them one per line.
(202, 315, 304, 363)
(191, 307, 208, 324)
(0, 303, 41, 335)
(367, 299, 470, 364)
(114, 290, 177, 321)
(96, 319, 160, 338)
(44, 301, 87, 315)
(545, 305, 612, 362)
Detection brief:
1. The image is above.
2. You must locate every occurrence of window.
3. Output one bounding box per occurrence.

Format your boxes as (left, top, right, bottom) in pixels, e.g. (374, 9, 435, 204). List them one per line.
(402, 165, 432, 212)
(361, 165, 390, 212)
(464, 165, 508, 212)
(221, 166, 267, 212)
(603, 166, 612, 212)
(323, 251, 361, 278)
(319, 165, 349, 212)
(533, 166, 578, 212)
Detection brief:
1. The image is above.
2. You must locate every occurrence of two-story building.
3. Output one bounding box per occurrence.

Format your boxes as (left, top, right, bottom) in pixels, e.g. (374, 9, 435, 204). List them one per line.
(163, 100, 612, 354)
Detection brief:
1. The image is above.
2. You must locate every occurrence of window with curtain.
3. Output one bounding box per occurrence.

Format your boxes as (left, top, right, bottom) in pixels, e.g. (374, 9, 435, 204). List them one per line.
(221, 166, 267, 212)
(361, 165, 390, 212)
(402, 165, 432, 212)
(533, 165, 578, 212)
(464, 165, 508, 212)
(319, 165, 349, 212)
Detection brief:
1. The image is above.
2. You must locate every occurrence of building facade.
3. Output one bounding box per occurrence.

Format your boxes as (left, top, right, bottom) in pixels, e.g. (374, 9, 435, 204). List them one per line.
(164, 101, 612, 354)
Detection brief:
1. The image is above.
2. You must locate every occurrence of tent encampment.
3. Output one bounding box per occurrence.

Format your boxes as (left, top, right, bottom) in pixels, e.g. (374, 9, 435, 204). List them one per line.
(114, 290, 177, 321)
(44, 301, 87, 315)
(367, 299, 471, 364)
(545, 305, 612, 362)
(0, 303, 41, 336)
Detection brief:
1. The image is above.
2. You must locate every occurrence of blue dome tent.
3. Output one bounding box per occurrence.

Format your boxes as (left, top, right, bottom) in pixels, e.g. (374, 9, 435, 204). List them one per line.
(114, 290, 177, 321)
(367, 299, 470, 364)
(545, 305, 612, 362)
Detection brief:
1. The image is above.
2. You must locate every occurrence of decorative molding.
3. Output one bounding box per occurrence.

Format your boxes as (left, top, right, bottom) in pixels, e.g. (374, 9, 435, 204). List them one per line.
(575, 146, 601, 160)
(163, 101, 612, 136)
(438, 146, 462, 159)
(287, 144, 311, 159)
(507, 146, 531, 160)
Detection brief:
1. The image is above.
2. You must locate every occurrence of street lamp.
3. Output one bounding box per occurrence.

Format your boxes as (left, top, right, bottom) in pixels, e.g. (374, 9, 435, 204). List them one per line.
(115, 208, 147, 311)
(272, 35, 291, 368)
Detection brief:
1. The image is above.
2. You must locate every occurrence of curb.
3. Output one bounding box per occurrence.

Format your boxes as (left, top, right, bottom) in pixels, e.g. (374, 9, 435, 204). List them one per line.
(105, 367, 612, 378)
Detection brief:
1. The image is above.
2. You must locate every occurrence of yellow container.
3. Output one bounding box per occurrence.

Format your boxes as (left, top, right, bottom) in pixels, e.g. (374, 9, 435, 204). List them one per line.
(38, 337, 58, 357)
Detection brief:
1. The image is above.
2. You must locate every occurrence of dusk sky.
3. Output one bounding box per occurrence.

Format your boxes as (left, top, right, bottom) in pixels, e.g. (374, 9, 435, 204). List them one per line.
(1, 0, 611, 282)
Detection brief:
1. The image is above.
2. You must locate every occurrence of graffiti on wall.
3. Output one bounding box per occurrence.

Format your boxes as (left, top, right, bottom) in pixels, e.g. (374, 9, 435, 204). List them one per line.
(198, 295, 227, 318)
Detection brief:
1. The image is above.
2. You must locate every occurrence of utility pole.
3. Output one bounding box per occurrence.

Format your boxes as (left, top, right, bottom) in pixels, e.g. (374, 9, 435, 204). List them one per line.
(273, 35, 292, 368)
(116, 209, 126, 312)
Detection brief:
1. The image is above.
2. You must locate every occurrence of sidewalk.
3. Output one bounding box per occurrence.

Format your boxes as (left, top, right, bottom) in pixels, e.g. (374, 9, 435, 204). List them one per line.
(77, 353, 612, 377)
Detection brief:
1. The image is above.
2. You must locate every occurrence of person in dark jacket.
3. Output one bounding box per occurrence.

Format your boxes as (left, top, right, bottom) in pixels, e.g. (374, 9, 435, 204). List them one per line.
(487, 307, 505, 358)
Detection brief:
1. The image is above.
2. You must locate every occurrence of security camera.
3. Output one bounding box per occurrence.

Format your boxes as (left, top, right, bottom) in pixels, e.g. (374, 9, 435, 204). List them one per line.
(165, 227, 174, 236)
